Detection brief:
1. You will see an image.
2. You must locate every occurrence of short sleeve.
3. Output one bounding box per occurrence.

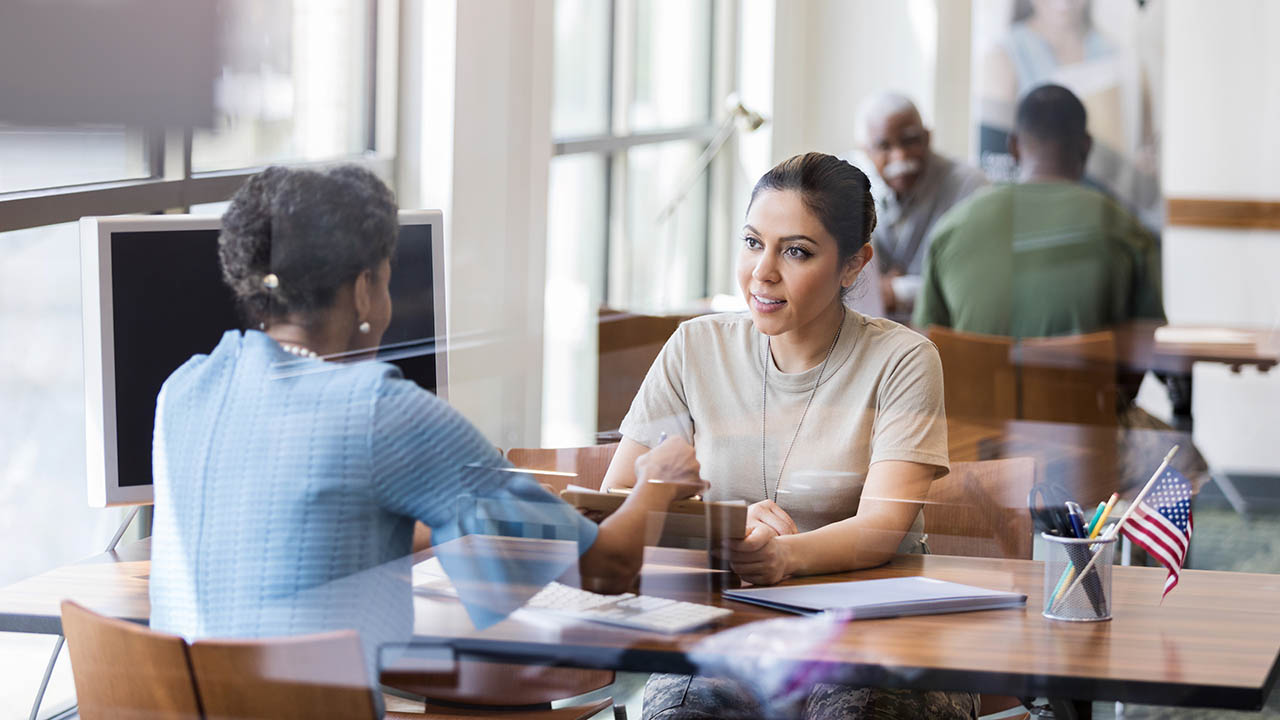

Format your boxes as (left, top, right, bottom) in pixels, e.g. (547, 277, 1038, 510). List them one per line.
(870, 342, 950, 476)
(369, 377, 599, 552)
(617, 324, 695, 448)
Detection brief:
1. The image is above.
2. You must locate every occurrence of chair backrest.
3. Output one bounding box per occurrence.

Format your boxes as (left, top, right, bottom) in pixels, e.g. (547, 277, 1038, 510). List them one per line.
(61, 600, 203, 720)
(1018, 330, 1118, 426)
(927, 326, 1018, 422)
(922, 458, 1036, 560)
(188, 631, 377, 720)
(597, 308, 688, 433)
(506, 443, 620, 493)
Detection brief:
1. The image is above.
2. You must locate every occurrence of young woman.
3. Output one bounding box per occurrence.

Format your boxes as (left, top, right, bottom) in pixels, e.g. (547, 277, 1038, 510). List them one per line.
(148, 166, 703, 689)
(602, 153, 977, 719)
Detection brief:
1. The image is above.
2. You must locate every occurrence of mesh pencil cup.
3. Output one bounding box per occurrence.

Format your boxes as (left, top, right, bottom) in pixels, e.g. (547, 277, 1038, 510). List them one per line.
(1042, 532, 1117, 622)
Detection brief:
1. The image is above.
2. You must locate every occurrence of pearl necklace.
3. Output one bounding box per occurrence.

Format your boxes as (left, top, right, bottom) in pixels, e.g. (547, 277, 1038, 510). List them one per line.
(280, 343, 319, 359)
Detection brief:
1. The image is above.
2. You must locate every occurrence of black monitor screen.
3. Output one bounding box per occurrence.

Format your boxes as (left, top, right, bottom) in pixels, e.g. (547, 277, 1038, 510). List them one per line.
(109, 223, 439, 488)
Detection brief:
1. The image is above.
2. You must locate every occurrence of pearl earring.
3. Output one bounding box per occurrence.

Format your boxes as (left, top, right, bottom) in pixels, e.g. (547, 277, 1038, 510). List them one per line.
(358, 321, 371, 334)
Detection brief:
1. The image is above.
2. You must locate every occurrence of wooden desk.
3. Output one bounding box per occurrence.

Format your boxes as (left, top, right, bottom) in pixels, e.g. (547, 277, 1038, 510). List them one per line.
(411, 542, 1280, 717)
(1116, 319, 1278, 374)
(5, 538, 1279, 716)
(0, 538, 149, 634)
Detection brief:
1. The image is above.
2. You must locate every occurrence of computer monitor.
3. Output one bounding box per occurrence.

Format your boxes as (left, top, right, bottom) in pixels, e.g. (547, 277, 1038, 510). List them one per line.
(80, 210, 447, 507)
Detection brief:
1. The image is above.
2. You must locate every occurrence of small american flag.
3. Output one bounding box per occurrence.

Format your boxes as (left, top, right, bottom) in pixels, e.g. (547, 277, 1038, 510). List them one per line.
(1121, 468, 1194, 598)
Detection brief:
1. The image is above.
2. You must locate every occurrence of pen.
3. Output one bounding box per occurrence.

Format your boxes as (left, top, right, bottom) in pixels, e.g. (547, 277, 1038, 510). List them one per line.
(1066, 501, 1087, 538)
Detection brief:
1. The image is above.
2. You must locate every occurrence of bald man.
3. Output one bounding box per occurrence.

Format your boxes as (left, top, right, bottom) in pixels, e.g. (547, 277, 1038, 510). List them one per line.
(855, 93, 987, 315)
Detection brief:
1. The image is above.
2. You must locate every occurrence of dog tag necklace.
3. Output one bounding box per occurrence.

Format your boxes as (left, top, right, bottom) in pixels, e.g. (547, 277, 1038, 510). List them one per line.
(761, 307, 845, 502)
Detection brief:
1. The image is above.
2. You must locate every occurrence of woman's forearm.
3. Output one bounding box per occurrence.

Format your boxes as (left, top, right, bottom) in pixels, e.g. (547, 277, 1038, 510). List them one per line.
(600, 437, 648, 491)
(777, 512, 916, 577)
(578, 480, 677, 593)
(777, 460, 934, 577)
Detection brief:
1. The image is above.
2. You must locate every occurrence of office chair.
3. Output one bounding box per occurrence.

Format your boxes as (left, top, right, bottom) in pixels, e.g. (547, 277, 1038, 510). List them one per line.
(61, 600, 202, 720)
(927, 326, 1019, 423)
(1018, 331, 1118, 426)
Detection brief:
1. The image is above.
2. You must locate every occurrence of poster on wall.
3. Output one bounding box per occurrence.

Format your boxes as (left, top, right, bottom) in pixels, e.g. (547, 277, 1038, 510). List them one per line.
(972, 0, 1164, 229)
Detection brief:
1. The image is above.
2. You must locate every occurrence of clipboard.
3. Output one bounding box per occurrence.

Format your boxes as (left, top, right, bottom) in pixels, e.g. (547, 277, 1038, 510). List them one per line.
(560, 488, 748, 541)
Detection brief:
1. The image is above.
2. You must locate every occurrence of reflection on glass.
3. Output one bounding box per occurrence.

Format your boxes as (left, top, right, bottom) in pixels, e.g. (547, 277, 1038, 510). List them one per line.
(552, 0, 611, 138)
(191, 0, 371, 172)
(543, 154, 608, 447)
(629, 0, 712, 132)
(0, 126, 148, 192)
(614, 140, 707, 311)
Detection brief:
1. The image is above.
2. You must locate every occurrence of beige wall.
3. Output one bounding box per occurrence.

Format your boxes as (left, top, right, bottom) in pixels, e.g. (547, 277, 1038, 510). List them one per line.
(1162, 0, 1280, 473)
(400, 0, 554, 448)
(770, 0, 973, 164)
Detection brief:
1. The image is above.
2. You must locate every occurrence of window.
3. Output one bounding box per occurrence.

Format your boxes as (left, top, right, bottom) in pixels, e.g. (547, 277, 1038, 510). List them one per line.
(0, 4, 393, 716)
(550, 0, 718, 312)
(192, 0, 376, 172)
(0, 0, 390, 235)
(0, 126, 150, 194)
(543, 0, 723, 446)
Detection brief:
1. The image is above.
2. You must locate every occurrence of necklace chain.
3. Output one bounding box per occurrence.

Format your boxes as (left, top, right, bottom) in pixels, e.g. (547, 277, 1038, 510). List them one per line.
(761, 307, 846, 503)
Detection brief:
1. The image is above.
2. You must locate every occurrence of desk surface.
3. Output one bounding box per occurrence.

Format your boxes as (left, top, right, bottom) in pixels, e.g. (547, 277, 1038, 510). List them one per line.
(1117, 319, 1278, 374)
(3, 538, 1279, 711)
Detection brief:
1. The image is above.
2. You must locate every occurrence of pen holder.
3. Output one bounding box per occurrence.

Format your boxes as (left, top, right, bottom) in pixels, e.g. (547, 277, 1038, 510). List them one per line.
(1042, 532, 1117, 622)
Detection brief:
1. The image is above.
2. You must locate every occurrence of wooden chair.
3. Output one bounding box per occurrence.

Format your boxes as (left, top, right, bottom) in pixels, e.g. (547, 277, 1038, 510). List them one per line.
(597, 308, 689, 433)
(923, 458, 1036, 720)
(61, 600, 202, 720)
(189, 631, 389, 720)
(1017, 331, 1118, 426)
(927, 326, 1018, 423)
(506, 443, 620, 493)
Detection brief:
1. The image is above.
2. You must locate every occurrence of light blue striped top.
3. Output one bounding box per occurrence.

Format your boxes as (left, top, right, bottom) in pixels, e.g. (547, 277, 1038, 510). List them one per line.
(149, 330, 597, 683)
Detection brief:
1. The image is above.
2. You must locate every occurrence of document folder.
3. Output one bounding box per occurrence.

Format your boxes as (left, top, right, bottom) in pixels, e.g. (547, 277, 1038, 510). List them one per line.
(723, 577, 1026, 619)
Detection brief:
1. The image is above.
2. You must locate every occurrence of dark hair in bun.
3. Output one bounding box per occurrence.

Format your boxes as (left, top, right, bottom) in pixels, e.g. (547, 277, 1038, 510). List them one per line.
(749, 152, 877, 266)
(218, 164, 398, 326)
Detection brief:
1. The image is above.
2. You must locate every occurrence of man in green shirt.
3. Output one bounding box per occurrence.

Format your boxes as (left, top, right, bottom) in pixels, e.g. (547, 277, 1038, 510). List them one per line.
(913, 84, 1164, 339)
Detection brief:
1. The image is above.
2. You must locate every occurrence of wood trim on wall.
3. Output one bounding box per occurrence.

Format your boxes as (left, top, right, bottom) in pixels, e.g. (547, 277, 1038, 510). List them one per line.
(1166, 197, 1280, 230)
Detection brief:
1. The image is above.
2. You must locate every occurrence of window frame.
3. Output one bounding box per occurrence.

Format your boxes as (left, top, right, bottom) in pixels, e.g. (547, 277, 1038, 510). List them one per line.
(0, 0, 394, 234)
(550, 0, 732, 307)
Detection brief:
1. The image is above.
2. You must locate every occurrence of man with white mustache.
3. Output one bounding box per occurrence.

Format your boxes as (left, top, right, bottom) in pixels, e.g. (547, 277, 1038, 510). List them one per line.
(852, 93, 987, 315)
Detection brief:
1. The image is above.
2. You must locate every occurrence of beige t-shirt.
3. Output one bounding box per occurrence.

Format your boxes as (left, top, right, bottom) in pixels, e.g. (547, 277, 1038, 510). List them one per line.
(619, 310, 948, 538)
